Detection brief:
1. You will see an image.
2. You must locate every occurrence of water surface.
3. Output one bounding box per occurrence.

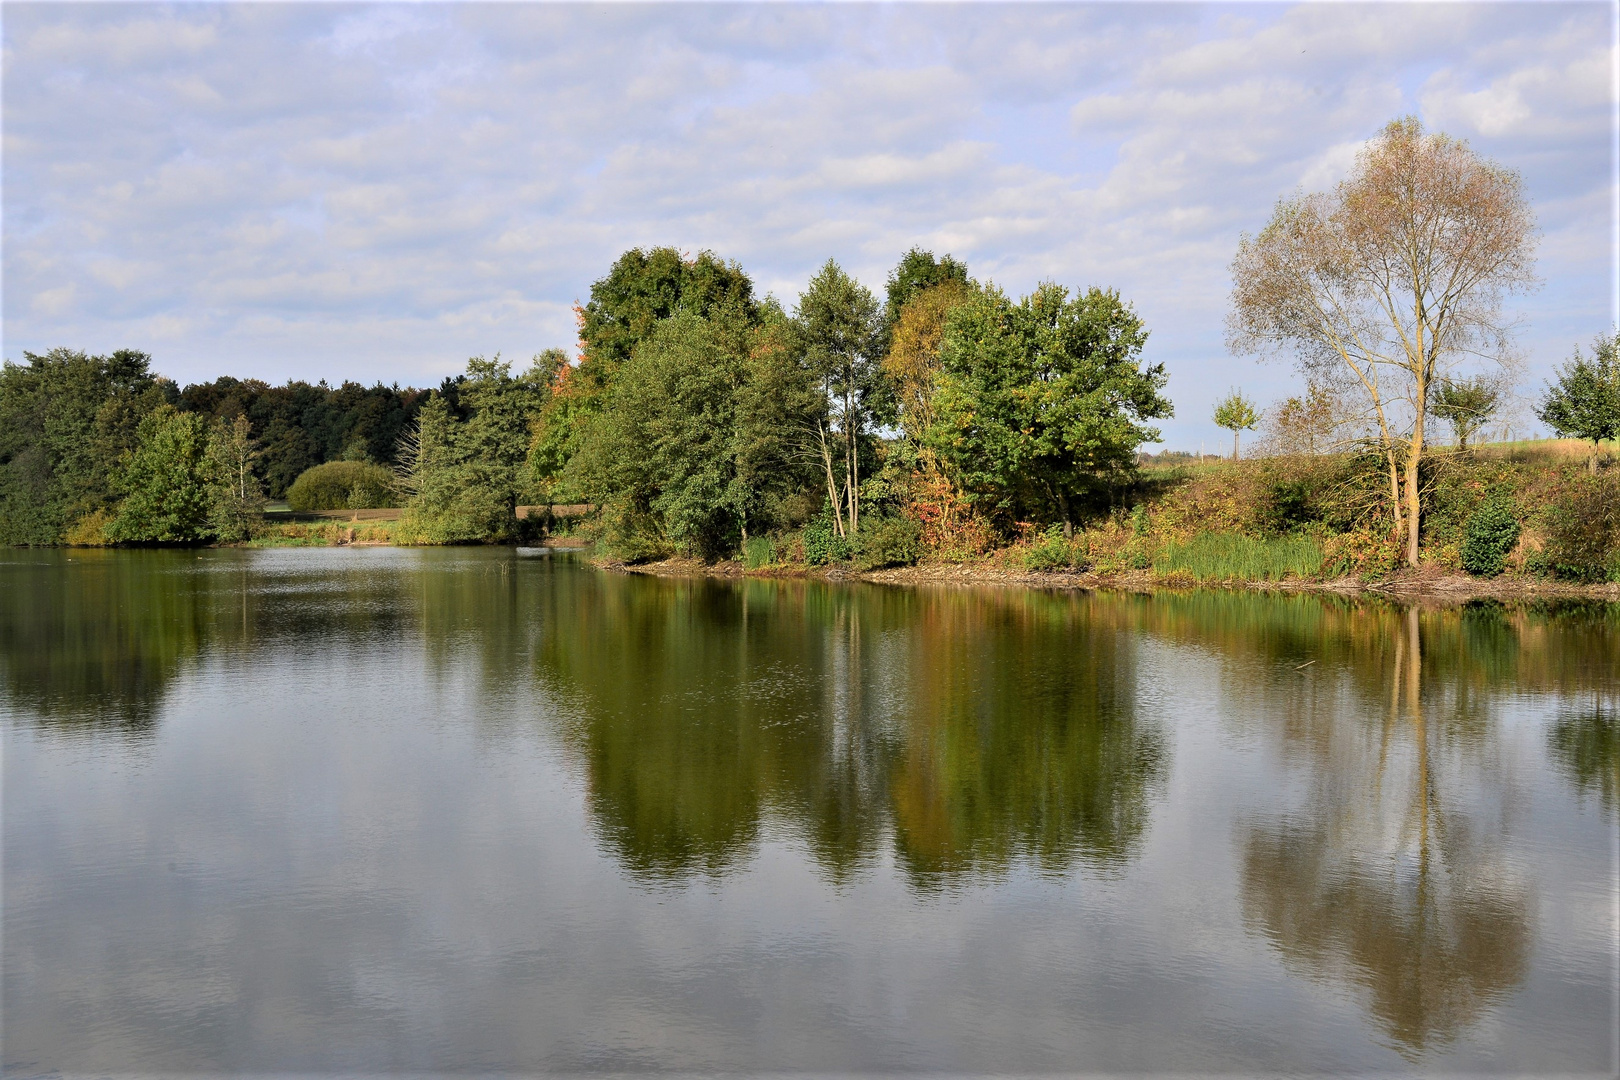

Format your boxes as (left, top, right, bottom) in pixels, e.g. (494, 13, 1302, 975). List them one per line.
(3, 548, 1616, 1074)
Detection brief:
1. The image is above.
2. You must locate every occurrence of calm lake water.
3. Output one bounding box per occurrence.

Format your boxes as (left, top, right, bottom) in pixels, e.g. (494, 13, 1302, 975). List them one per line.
(2, 547, 1616, 1075)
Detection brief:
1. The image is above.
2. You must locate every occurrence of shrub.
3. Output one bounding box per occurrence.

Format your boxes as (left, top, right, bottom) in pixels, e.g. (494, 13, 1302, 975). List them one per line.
(853, 515, 921, 570)
(1460, 500, 1520, 577)
(63, 508, 115, 546)
(743, 534, 776, 569)
(1019, 526, 1080, 571)
(1264, 477, 1313, 531)
(905, 469, 995, 560)
(802, 510, 852, 566)
(285, 461, 397, 512)
(1542, 476, 1620, 582)
(1155, 532, 1323, 582)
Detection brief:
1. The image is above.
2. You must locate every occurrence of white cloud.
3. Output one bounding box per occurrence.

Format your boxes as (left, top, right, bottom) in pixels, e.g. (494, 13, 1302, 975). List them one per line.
(2, 2, 1610, 448)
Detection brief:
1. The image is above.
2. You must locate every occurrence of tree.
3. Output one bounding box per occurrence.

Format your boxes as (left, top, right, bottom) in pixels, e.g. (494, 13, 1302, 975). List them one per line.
(1264, 380, 1353, 457)
(796, 260, 887, 537)
(882, 247, 969, 349)
(1212, 390, 1260, 460)
(927, 282, 1171, 536)
(0, 347, 169, 544)
(531, 249, 760, 500)
(207, 414, 265, 541)
(731, 303, 824, 538)
(1429, 375, 1501, 451)
(1538, 331, 1620, 473)
(568, 305, 818, 559)
(577, 247, 758, 388)
(883, 279, 973, 450)
(398, 356, 550, 542)
(571, 311, 746, 558)
(1228, 117, 1537, 566)
(106, 406, 216, 544)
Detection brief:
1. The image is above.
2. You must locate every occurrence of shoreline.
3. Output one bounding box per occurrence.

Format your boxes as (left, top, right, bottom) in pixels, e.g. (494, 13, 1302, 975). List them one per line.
(598, 554, 1620, 604)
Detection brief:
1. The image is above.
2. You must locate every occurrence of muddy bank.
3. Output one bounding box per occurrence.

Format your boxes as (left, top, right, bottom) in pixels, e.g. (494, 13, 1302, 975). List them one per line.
(598, 554, 1620, 604)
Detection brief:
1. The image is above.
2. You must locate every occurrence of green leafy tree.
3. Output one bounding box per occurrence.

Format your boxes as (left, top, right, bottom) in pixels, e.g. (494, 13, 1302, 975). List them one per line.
(1538, 331, 1620, 473)
(927, 282, 1171, 536)
(531, 250, 759, 500)
(577, 247, 758, 388)
(398, 356, 550, 543)
(569, 305, 819, 560)
(207, 414, 265, 542)
(0, 348, 169, 544)
(882, 247, 969, 346)
(1430, 376, 1501, 450)
(730, 302, 824, 538)
(796, 259, 887, 537)
(106, 406, 217, 544)
(1213, 389, 1260, 460)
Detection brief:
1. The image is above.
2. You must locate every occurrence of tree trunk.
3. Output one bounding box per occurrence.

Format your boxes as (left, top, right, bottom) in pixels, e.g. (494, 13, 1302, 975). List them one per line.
(1057, 488, 1073, 540)
(817, 421, 846, 536)
(1404, 417, 1425, 568)
(845, 388, 859, 534)
(1591, 444, 1600, 475)
(1232, 431, 1241, 461)
(1386, 445, 1404, 553)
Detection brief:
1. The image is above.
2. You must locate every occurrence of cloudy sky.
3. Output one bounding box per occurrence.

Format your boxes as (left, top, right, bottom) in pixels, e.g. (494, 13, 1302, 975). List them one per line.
(3, 2, 1613, 450)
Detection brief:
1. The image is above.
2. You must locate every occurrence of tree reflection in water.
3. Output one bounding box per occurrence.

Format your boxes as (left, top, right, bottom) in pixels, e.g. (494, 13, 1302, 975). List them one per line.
(533, 573, 1168, 887)
(1238, 604, 1533, 1057)
(1548, 703, 1619, 814)
(0, 550, 224, 737)
(7, 550, 1613, 1061)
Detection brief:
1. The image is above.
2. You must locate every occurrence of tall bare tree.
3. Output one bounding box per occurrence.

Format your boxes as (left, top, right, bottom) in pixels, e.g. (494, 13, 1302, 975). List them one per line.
(1228, 118, 1536, 566)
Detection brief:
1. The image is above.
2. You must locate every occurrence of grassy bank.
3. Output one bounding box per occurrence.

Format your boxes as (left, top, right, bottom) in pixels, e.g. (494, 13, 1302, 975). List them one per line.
(592, 439, 1620, 596)
(245, 519, 401, 547)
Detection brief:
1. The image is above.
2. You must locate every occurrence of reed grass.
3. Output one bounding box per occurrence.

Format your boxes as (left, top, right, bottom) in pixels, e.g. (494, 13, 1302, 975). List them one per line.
(1155, 532, 1323, 582)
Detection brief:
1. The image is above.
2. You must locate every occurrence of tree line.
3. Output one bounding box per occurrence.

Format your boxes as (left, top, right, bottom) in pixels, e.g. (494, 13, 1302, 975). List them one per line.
(0, 246, 1172, 552)
(0, 351, 432, 545)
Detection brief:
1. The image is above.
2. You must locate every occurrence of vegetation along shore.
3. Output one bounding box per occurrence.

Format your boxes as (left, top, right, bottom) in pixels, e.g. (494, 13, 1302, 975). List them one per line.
(4, 119, 1618, 596)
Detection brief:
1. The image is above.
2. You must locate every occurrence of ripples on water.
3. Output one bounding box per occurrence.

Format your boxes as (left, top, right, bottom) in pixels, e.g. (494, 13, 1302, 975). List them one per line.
(2, 547, 1615, 1074)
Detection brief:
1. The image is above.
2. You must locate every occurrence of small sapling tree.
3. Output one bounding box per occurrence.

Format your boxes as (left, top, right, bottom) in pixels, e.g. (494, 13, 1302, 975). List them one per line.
(1213, 390, 1259, 460)
(1430, 376, 1501, 451)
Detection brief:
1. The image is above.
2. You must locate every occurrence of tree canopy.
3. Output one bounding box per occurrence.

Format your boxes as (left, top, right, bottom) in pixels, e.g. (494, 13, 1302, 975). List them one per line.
(397, 356, 551, 543)
(928, 283, 1170, 533)
(0, 348, 172, 545)
(578, 247, 758, 388)
(1430, 375, 1502, 451)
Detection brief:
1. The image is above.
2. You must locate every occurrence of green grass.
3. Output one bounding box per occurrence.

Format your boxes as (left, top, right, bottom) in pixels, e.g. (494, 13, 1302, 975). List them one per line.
(1155, 532, 1323, 582)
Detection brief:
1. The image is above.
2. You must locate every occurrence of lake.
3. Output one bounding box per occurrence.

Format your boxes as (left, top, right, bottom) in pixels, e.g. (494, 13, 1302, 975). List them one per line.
(2, 547, 1615, 1075)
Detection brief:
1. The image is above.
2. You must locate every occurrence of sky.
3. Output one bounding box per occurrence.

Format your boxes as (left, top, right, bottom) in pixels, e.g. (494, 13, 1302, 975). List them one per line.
(2, 2, 1614, 451)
